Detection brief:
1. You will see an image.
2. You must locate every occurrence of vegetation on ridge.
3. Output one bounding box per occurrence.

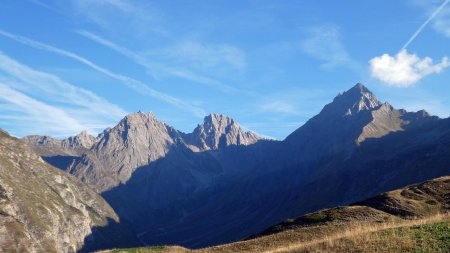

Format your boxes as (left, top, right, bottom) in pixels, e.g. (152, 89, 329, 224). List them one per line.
(99, 176, 450, 253)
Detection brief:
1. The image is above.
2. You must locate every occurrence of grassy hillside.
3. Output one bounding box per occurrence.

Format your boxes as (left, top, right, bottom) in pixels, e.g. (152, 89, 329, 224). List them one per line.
(99, 176, 450, 253)
(299, 218, 450, 252)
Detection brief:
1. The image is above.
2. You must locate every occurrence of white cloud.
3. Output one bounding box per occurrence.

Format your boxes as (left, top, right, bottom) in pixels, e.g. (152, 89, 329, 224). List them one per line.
(301, 25, 360, 70)
(369, 49, 449, 87)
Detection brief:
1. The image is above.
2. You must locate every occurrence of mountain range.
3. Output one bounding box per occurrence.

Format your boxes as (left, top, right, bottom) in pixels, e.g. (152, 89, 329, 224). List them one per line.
(19, 83, 450, 250)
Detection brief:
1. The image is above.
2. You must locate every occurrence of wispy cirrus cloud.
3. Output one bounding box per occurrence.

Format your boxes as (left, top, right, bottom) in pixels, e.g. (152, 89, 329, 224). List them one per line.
(300, 24, 360, 70)
(260, 101, 300, 115)
(26, 0, 63, 14)
(0, 52, 126, 118)
(0, 52, 127, 137)
(41, 0, 167, 36)
(77, 30, 242, 92)
(0, 30, 206, 117)
(29, 1, 246, 93)
(156, 40, 247, 73)
(0, 84, 85, 137)
(253, 88, 332, 118)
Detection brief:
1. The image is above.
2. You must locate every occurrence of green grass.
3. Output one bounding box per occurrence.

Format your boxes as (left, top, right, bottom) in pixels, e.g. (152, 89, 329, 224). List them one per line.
(355, 220, 450, 253)
(302, 208, 344, 223)
(304, 212, 330, 222)
(109, 246, 166, 253)
(409, 222, 450, 252)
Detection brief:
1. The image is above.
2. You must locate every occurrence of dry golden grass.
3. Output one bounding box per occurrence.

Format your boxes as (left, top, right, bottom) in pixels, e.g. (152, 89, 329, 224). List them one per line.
(98, 214, 450, 253)
(102, 214, 450, 253)
(194, 213, 449, 253)
(300, 215, 450, 253)
(96, 246, 189, 253)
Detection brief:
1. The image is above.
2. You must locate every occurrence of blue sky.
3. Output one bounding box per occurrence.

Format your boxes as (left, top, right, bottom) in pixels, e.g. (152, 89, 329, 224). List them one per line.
(0, 0, 449, 139)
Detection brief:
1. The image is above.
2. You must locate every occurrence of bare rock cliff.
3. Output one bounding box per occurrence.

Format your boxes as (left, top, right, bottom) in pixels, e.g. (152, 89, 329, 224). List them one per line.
(0, 130, 119, 253)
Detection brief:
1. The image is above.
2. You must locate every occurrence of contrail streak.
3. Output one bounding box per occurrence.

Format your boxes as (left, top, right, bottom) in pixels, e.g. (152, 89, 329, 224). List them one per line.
(0, 30, 206, 117)
(402, 0, 450, 50)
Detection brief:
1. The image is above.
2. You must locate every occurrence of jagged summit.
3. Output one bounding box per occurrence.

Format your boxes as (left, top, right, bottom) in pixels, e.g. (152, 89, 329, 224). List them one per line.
(285, 83, 437, 153)
(353, 82, 371, 92)
(54, 112, 262, 192)
(187, 113, 261, 151)
(201, 113, 237, 132)
(328, 83, 381, 116)
(62, 130, 96, 149)
(119, 111, 158, 125)
(23, 130, 95, 156)
(114, 111, 263, 151)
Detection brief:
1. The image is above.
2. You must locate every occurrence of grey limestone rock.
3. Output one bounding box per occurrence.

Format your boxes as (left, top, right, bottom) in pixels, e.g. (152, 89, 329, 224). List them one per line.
(0, 130, 119, 253)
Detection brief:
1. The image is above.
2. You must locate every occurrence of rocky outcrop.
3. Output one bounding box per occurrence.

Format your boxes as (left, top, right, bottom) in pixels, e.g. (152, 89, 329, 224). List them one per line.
(357, 102, 438, 143)
(23, 130, 96, 156)
(329, 83, 382, 116)
(61, 130, 96, 150)
(285, 83, 437, 159)
(26, 112, 262, 193)
(67, 112, 184, 192)
(0, 130, 120, 253)
(185, 114, 262, 151)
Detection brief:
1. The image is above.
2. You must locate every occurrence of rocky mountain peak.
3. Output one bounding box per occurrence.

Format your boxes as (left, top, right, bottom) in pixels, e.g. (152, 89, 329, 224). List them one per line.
(417, 109, 431, 117)
(109, 111, 166, 142)
(95, 111, 177, 153)
(62, 130, 96, 150)
(188, 113, 261, 151)
(339, 83, 381, 112)
(202, 113, 236, 132)
(75, 111, 182, 192)
(24, 135, 59, 146)
(120, 111, 156, 126)
(322, 83, 382, 118)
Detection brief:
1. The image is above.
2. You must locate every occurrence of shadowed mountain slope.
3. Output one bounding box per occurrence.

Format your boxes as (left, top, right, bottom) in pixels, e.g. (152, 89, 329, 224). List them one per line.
(98, 175, 450, 253)
(23, 83, 450, 249)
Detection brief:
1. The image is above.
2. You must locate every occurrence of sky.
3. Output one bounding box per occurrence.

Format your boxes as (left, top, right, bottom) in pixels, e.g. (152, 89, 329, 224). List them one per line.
(0, 0, 449, 140)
